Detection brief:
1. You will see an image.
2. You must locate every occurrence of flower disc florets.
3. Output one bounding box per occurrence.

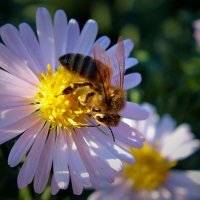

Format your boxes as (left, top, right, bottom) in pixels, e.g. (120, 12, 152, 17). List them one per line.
(35, 65, 92, 129)
(123, 144, 176, 191)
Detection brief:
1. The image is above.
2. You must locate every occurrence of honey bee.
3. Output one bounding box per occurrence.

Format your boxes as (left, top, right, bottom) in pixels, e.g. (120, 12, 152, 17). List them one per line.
(59, 37, 126, 139)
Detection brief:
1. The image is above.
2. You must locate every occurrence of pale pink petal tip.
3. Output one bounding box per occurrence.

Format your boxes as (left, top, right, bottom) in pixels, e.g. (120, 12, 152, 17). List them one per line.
(120, 102, 149, 120)
(125, 58, 138, 70)
(51, 177, 59, 195)
(124, 73, 142, 90)
(73, 19, 98, 55)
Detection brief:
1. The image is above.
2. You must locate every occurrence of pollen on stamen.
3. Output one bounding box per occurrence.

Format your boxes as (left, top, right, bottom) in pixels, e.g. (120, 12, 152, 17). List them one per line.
(123, 144, 176, 191)
(33, 64, 92, 129)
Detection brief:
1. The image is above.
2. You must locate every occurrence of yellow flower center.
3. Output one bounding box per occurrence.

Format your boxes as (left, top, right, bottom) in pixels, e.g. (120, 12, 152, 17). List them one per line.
(123, 143, 176, 191)
(34, 65, 93, 129)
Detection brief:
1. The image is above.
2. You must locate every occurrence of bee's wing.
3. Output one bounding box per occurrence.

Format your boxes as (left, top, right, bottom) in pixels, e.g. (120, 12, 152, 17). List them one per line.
(114, 36, 125, 88)
(94, 44, 112, 103)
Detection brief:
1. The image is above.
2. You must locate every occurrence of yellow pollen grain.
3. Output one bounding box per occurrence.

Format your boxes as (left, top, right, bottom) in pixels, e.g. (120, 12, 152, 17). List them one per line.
(33, 65, 93, 129)
(123, 143, 176, 191)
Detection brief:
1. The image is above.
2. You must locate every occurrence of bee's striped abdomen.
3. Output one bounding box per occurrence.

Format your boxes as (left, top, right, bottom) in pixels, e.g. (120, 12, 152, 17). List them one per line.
(59, 53, 98, 81)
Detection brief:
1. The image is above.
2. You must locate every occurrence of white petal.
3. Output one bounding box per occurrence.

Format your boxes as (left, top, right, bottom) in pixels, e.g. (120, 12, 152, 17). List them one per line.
(160, 124, 200, 160)
(0, 112, 40, 132)
(17, 123, 49, 189)
(0, 69, 37, 91)
(67, 134, 85, 194)
(51, 176, 59, 195)
(88, 35, 111, 56)
(123, 104, 159, 144)
(66, 132, 90, 187)
(86, 127, 134, 164)
(186, 171, 200, 185)
(124, 73, 142, 90)
(124, 39, 134, 57)
(0, 24, 40, 76)
(113, 121, 144, 148)
(156, 114, 176, 139)
(19, 23, 45, 73)
(54, 9, 68, 68)
(8, 120, 45, 167)
(0, 83, 35, 98)
(88, 191, 107, 200)
(167, 170, 200, 199)
(94, 36, 111, 49)
(53, 128, 69, 190)
(0, 95, 29, 107)
(155, 187, 173, 200)
(0, 113, 40, 144)
(34, 129, 55, 193)
(125, 57, 138, 70)
(0, 43, 39, 85)
(70, 167, 84, 195)
(66, 19, 80, 53)
(88, 179, 132, 200)
(120, 101, 149, 120)
(36, 7, 55, 70)
(74, 19, 98, 55)
(81, 130, 121, 182)
(0, 105, 37, 128)
(71, 132, 100, 188)
(164, 139, 200, 161)
(107, 39, 133, 58)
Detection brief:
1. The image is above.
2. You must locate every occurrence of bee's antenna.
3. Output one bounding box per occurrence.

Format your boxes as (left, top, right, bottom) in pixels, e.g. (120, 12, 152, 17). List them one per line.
(73, 128, 77, 135)
(85, 118, 115, 142)
(108, 126, 115, 142)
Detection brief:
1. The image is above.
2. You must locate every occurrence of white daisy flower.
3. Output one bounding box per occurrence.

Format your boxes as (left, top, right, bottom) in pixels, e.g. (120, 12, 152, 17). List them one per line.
(0, 7, 148, 195)
(88, 103, 200, 200)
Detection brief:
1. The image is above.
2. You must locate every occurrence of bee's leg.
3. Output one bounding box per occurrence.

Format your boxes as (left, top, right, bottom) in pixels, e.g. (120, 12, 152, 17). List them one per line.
(84, 121, 115, 142)
(91, 107, 101, 112)
(63, 82, 97, 95)
(78, 92, 95, 106)
(78, 124, 101, 127)
(68, 119, 100, 128)
(85, 116, 115, 142)
(108, 126, 115, 142)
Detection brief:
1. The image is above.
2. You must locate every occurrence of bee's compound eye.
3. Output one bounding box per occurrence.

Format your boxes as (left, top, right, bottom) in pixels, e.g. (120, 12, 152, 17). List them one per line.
(95, 114, 106, 120)
(94, 113, 120, 127)
(91, 107, 101, 112)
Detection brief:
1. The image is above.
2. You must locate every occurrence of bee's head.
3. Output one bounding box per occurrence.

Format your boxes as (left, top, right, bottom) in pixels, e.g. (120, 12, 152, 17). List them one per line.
(94, 113, 120, 126)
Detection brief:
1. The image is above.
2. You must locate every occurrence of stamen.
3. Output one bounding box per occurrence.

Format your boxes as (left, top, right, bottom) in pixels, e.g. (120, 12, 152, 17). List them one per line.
(33, 65, 94, 129)
(123, 143, 176, 191)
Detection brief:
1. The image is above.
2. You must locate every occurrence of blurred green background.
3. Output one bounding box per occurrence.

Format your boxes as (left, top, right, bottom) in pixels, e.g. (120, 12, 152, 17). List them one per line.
(0, 0, 200, 199)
